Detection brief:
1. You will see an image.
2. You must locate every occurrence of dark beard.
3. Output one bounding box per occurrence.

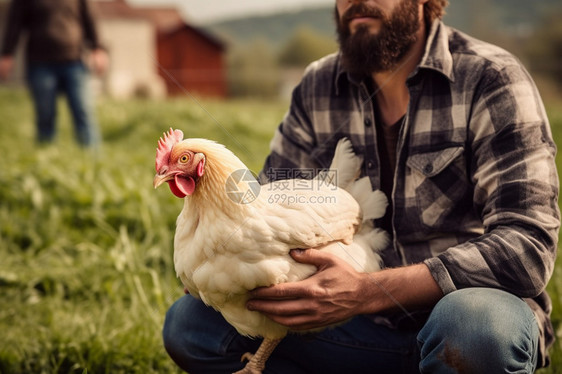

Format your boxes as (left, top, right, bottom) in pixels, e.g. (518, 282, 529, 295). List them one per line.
(336, 0, 420, 77)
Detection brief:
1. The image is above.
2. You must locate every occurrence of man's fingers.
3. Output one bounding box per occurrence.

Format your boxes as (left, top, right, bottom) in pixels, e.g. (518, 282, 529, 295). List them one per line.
(262, 313, 321, 331)
(290, 247, 337, 268)
(250, 279, 311, 300)
(248, 249, 342, 300)
(247, 298, 316, 317)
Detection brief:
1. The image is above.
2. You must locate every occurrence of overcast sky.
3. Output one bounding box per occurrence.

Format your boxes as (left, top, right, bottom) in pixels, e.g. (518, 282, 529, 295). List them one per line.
(126, 0, 334, 24)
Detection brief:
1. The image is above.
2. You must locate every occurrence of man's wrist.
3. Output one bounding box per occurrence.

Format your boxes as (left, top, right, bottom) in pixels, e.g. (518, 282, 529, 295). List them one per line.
(359, 264, 444, 315)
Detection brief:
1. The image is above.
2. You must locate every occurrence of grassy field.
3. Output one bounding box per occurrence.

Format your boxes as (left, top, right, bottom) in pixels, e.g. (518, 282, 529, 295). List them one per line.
(0, 89, 286, 373)
(0, 87, 561, 373)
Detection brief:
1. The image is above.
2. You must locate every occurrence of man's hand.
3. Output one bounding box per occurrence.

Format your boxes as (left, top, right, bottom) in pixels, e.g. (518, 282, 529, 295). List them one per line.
(89, 48, 109, 76)
(0, 56, 14, 80)
(246, 249, 370, 331)
(247, 249, 444, 331)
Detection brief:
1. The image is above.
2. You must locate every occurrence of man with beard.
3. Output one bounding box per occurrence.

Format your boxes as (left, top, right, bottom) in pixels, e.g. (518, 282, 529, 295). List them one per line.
(162, 0, 559, 372)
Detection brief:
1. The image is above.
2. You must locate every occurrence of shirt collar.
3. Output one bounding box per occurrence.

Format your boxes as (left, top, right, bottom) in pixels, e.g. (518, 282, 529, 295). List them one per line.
(416, 20, 455, 83)
(334, 19, 455, 94)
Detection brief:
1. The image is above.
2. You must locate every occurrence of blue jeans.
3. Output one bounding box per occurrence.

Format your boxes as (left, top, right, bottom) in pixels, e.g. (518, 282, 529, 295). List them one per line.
(162, 288, 539, 373)
(27, 61, 99, 146)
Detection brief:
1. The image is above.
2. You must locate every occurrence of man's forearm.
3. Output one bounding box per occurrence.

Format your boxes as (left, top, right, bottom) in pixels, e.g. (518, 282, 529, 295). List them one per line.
(358, 263, 444, 315)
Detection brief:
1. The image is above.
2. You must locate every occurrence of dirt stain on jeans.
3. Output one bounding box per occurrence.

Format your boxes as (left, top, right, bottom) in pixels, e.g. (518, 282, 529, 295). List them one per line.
(438, 342, 468, 373)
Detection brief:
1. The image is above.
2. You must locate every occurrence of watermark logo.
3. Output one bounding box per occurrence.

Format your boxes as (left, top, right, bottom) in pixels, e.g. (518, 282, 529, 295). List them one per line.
(225, 169, 261, 204)
(267, 193, 337, 205)
(263, 168, 339, 191)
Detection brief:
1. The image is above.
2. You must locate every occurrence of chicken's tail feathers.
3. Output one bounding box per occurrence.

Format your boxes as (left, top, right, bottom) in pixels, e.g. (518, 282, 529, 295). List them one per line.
(316, 137, 387, 221)
(355, 226, 389, 271)
(348, 177, 388, 222)
(316, 138, 362, 189)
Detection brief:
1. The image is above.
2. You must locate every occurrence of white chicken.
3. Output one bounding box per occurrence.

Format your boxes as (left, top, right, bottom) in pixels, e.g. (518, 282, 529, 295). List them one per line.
(153, 128, 389, 374)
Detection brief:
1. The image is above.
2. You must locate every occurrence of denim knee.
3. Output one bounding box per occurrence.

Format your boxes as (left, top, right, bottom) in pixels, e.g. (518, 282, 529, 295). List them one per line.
(162, 295, 252, 373)
(162, 296, 192, 370)
(418, 288, 539, 373)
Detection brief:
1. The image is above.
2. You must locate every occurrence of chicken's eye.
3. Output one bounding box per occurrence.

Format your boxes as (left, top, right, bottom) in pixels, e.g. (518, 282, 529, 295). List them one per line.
(179, 154, 190, 164)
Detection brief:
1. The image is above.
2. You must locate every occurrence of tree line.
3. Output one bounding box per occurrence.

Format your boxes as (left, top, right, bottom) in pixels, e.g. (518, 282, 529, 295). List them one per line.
(227, 26, 337, 98)
(225, 9, 562, 100)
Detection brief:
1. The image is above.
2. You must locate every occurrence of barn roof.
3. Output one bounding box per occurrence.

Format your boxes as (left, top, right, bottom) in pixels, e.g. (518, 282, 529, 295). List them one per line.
(94, 0, 224, 49)
(160, 23, 225, 51)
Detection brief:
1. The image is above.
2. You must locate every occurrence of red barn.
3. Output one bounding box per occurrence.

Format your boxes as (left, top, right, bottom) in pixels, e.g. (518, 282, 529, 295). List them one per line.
(95, 0, 227, 98)
(157, 24, 226, 97)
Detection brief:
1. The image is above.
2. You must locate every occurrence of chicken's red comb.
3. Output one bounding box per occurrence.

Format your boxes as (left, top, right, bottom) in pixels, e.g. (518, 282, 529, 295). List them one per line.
(156, 128, 184, 171)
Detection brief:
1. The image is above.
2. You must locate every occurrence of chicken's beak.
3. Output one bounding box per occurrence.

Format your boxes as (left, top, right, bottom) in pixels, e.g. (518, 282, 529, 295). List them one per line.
(153, 173, 173, 189)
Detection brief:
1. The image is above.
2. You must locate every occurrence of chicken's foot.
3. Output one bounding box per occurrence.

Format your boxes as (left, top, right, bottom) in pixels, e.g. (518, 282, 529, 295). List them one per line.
(233, 337, 283, 374)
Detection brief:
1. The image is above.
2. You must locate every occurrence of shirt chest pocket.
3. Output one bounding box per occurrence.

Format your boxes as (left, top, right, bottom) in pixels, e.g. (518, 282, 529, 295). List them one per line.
(406, 146, 472, 230)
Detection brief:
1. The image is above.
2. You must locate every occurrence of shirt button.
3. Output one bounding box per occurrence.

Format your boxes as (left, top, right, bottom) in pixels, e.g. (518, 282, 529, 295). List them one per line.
(364, 118, 372, 127)
(367, 161, 374, 169)
(424, 164, 433, 174)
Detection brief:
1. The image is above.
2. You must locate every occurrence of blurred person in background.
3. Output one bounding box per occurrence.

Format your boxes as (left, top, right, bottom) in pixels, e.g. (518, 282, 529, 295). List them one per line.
(0, 0, 108, 147)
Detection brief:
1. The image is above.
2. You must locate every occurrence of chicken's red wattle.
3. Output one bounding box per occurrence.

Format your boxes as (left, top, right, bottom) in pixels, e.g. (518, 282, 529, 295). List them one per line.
(168, 176, 195, 198)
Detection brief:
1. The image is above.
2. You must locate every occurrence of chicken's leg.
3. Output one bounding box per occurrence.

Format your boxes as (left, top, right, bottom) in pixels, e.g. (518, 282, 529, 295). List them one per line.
(233, 337, 283, 374)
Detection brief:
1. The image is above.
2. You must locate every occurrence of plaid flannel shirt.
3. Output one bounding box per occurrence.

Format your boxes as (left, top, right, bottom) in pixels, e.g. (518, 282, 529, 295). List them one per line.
(259, 21, 560, 367)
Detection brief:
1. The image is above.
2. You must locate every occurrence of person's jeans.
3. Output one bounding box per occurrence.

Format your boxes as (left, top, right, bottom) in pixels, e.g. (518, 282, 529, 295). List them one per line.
(27, 61, 99, 146)
(162, 288, 539, 373)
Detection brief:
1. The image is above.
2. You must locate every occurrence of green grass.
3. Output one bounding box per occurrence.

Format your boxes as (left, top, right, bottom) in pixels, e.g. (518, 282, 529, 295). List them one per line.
(0, 88, 561, 373)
